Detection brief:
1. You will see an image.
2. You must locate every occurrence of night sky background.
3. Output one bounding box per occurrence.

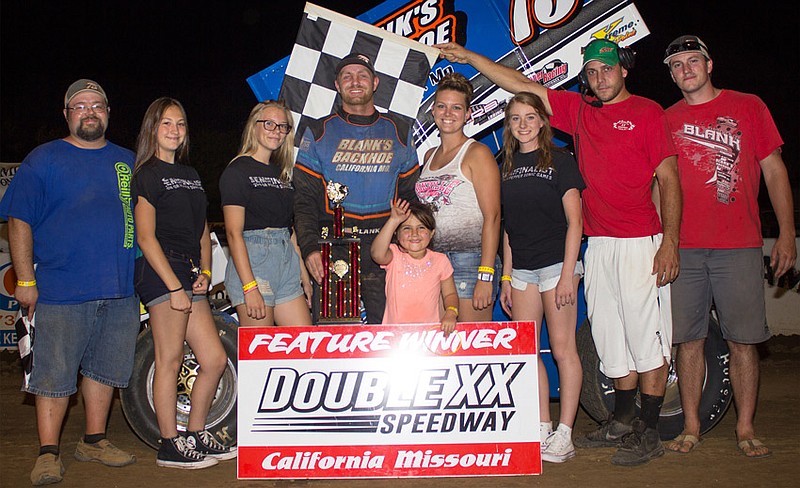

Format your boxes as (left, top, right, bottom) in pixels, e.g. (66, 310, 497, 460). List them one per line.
(2, 0, 797, 227)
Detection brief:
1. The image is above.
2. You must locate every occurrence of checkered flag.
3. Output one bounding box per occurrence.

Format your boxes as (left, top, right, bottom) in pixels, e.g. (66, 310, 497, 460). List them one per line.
(14, 309, 34, 388)
(279, 3, 439, 148)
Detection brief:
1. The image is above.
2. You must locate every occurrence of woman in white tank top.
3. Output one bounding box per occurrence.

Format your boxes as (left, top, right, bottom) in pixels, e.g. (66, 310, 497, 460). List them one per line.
(415, 72, 501, 322)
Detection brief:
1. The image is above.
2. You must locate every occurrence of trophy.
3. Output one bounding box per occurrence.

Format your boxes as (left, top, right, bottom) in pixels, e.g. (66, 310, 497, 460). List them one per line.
(317, 181, 361, 324)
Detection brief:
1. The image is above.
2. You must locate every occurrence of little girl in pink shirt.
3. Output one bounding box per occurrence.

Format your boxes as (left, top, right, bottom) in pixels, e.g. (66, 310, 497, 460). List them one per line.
(371, 199, 459, 333)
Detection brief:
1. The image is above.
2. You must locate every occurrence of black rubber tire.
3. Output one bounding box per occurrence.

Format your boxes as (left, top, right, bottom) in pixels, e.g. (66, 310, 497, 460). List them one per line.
(120, 313, 238, 449)
(577, 315, 732, 440)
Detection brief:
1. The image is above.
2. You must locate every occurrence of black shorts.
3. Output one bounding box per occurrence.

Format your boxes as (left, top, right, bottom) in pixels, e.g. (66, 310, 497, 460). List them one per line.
(135, 249, 205, 307)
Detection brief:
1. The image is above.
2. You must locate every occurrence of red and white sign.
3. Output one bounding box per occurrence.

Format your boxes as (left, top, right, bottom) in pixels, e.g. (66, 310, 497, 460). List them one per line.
(237, 321, 540, 479)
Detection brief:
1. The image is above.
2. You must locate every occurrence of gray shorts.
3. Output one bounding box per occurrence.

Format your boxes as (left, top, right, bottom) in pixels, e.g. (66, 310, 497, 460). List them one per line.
(671, 248, 769, 344)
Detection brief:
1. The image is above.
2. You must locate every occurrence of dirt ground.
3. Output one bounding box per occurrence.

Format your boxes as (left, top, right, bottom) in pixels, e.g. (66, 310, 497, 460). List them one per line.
(1, 336, 799, 488)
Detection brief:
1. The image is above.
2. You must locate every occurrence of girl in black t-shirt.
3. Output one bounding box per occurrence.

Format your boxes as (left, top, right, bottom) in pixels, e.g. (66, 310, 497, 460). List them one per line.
(220, 101, 312, 326)
(499, 92, 585, 464)
(133, 97, 235, 468)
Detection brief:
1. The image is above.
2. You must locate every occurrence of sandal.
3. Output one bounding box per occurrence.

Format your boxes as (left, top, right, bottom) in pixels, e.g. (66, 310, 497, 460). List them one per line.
(665, 433, 702, 454)
(737, 438, 772, 458)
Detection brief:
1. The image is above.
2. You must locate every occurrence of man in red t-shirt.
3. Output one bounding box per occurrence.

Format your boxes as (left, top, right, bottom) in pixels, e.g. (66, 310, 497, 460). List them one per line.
(662, 35, 796, 459)
(437, 38, 681, 466)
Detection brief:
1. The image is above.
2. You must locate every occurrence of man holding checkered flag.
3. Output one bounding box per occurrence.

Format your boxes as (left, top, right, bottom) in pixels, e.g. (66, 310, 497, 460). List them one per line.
(293, 51, 422, 324)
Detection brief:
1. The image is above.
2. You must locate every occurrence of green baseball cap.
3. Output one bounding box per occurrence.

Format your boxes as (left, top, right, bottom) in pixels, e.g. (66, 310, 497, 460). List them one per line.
(582, 39, 620, 68)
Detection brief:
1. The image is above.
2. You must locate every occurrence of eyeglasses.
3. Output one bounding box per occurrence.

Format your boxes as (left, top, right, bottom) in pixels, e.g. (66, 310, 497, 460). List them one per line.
(257, 119, 292, 134)
(66, 103, 108, 114)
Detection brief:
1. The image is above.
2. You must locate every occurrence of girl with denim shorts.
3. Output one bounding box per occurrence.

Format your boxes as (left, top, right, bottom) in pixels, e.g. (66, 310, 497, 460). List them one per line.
(499, 92, 586, 464)
(220, 101, 312, 327)
(133, 98, 236, 469)
(415, 72, 501, 322)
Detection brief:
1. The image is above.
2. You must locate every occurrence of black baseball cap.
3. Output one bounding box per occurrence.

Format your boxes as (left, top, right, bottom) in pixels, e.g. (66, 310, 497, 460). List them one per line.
(335, 53, 376, 76)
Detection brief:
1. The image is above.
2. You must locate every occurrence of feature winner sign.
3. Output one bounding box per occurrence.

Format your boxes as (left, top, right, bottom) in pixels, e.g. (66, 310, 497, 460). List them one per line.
(238, 322, 540, 479)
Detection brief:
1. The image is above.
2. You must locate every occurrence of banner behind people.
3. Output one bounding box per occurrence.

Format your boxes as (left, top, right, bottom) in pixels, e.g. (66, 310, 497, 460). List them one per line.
(247, 0, 650, 161)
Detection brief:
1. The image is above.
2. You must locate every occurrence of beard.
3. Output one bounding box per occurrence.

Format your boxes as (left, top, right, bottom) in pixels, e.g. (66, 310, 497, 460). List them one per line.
(340, 92, 372, 107)
(75, 116, 106, 141)
(596, 86, 623, 103)
(339, 84, 375, 107)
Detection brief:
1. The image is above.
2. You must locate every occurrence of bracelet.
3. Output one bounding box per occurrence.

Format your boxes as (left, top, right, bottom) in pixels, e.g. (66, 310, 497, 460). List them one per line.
(500, 275, 512, 282)
(201, 269, 212, 279)
(16, 280, 37, 287)
(477, 271, 494, 282)
(244, 286, 259, 295)
(446, 305, 459, 316)
(242, 280, 258, 292)
(168, 285, 183, 293)
(477, 266, 495, 274)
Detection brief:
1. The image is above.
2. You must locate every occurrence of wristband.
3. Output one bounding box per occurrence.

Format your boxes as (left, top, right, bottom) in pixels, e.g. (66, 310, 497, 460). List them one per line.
(477, 266, 495, 274)
(16, 280, 37, 287)
(500, 275, 512, 282)
(168, 286, 183, 293)
(242, 280, 258, 292)
(201, 269, 212, 279)
(244, 286, 259, 295)
(446, 305, 459, 316)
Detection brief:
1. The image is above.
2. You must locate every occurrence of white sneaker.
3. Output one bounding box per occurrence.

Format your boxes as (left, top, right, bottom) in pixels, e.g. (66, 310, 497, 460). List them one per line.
(540, 421, 553, 452)
(541, 426, 576, 463)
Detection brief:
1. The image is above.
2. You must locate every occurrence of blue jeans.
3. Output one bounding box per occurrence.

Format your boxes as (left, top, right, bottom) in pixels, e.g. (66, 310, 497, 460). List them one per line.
(26, 296, 140, 397)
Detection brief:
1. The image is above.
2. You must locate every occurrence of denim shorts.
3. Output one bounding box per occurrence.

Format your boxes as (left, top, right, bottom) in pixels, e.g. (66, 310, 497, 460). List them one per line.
(511, 261, 584, 293)
(225, 228, 304, 308)
(443, 251, 501, 300)
(135, 250, 207, 307)
(25, 295, 140, 397)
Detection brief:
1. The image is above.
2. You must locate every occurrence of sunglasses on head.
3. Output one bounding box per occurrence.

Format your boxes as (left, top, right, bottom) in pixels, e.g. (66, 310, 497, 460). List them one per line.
(665, 39, 704, 57)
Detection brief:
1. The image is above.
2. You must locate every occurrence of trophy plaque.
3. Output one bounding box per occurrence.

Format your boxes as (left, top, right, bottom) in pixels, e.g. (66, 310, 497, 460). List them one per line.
(317, 181, 361, 324)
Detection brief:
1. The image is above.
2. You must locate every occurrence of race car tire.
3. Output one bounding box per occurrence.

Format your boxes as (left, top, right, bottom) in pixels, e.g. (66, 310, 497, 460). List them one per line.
(577, 314, 732, 440)
(120, 312, 238, 449)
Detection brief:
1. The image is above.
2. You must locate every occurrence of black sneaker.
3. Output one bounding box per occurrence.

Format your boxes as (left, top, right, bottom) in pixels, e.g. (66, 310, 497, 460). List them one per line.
(611, 419, 665, 466)
(157, 436, 218, 469)
(184, 430, 237, 461)
(574, 417, 633, 448)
